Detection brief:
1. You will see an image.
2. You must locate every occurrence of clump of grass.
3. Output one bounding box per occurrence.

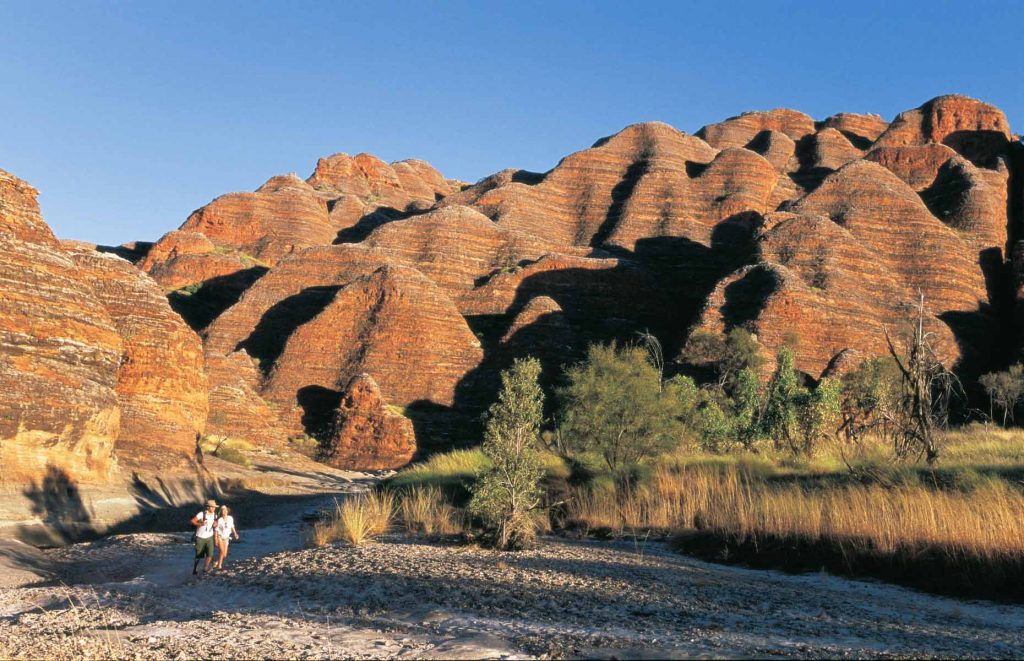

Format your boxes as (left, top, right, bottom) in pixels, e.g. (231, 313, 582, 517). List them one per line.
(395, 485, 462, 536)
(201, 435, 255, 468)
(287, 434, 319, 458)
(306, 491, 394, 547)
(386, 448, 491, 499)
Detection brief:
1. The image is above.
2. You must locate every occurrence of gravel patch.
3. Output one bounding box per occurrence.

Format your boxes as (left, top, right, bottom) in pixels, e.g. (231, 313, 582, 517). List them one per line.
(3, 531, 1023, 658)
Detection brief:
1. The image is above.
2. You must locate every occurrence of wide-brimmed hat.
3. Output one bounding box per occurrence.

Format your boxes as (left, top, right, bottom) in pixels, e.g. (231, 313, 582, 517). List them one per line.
(205, 499, 218, 508)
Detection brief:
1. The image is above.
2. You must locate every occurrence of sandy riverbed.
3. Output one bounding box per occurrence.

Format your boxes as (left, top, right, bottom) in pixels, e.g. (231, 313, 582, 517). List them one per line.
(1, 485, 1022, 659)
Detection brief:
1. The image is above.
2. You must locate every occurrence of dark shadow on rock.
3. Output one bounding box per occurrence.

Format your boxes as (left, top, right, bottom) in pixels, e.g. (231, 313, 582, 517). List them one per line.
(236, 285, 341, 375)
(719, 265, 779, 332)
(96, 242, 153, 264)
(918, 160, 973, 224)
(23, 465, 93, 541)
(168, 267, 269, 332)
(940, 306, 1004, 383)
(333, 202, 431, 244)
(684, 160, 709, 178)
(297, 385, 343, 441)
(838, 130, 874, 151)
(403, 400, 471, 457)
(942, 130, 1011, 169)
(510, 170, 545, 185)
(590, 157, 650, 248)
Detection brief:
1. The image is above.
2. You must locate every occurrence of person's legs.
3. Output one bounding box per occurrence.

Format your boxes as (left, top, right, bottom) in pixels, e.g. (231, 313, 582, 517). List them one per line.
(215, 538, 227, 568)
(194, 537, 214, 573)
(203, 538, 214, 572)
(193, 539, 204, 574)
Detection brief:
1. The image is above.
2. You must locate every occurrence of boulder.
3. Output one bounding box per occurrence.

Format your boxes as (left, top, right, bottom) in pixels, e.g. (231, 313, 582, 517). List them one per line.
(319, 373, 416, 471)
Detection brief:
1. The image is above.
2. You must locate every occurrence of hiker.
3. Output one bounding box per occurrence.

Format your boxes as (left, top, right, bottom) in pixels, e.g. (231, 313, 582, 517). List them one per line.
(214, 504, 239, 569)
(190, 499, 218, 575)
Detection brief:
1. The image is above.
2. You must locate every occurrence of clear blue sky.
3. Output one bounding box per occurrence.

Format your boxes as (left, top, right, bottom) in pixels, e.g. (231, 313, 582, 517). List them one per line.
(1, 1, 1022, 245)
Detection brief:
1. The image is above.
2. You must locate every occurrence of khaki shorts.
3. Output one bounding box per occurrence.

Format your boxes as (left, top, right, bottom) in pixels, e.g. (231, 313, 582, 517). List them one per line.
(195, 535, 214, 558)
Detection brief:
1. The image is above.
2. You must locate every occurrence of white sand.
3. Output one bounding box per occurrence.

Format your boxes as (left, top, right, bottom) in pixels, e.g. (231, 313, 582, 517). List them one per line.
(2, 478, 1022, 659)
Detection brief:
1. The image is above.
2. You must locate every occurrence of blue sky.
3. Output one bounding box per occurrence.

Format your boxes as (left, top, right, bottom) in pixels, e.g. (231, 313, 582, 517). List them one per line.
(1, 1, 1022, 245)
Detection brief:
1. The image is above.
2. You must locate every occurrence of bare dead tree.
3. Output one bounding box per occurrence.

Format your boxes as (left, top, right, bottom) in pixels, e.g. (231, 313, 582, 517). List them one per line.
(635, 329, 665, 392)
(880, 292, 960, 465)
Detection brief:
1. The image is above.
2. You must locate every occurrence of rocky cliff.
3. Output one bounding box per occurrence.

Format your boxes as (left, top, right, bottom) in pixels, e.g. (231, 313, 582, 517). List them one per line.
(2, 93, 1019, 475)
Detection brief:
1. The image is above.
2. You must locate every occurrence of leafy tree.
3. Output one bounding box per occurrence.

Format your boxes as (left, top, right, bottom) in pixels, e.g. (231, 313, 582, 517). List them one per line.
(696, 398, 733, 452)
(838, 357, 902, 445)
(683, 328, 765, 391)
(979, 364, 1024, 426)
(732, 367, 765, 448)
(794, 377, 841, 455)
(559, 343, 683, 469)
(761, 347, 806, 452)
(469, 357, 545, 550)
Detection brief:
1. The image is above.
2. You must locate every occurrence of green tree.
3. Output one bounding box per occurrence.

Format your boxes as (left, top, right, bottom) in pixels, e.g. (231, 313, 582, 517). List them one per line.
(979, 364, 1024, 427)
(683, 328, 765, 391)
(762, 347, 806, 452)
(794, 377, 841, 455)
(696, 398, 734, 452)
(559, 343, 682, 469)
(733, 366, 765, 448)
(469, 357, 545, 550)
(838, 357, 901, 445)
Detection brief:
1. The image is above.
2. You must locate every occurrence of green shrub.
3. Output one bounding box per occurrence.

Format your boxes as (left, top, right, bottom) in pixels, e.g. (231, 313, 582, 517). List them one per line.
(469, 357, 546, 550)
(214, 446, 251, 468)
(559, 343, 683, 469)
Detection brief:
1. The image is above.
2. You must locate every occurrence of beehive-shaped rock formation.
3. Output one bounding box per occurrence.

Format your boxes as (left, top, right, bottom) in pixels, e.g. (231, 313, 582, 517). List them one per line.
(0, 170, 123, 481)
(319, 373, 416, 471)
(63, 242, 209, 467)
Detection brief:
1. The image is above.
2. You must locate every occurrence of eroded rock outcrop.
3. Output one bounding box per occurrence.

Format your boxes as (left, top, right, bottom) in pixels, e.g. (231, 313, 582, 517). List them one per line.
(63, 242, 208, 466)
(689, 212, 961, 378)
(319, 373, 416, 471)
(873, 94, 1012, 167)
(174, 174, 331, 266)
(262, 265, 483, 435)
(0, 170, 122, 481)
(308, 153, 457, 239)
(361, 204, 571, 310)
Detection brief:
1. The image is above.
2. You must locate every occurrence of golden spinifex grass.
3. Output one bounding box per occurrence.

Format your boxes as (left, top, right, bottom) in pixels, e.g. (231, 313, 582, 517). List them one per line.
(396, 485, 462, 536)
(309, 491, 395, 547)
(566, 463, 1024, 561)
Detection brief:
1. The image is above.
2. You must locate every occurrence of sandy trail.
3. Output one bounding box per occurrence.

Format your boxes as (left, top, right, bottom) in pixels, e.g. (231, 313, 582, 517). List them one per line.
(1, 482, 1022, 659)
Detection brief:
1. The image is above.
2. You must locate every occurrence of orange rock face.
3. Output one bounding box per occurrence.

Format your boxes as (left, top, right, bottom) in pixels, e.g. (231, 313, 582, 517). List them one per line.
(8, 94, 1011, 475)
(820, 113, 889, 146)
(874, 95, 1012, 167)
(0, 170, 122, 481)
(691, 213, 960, 378)
(361, 205, 569, 310)
(697, 109, 816, 149)
(177, 174, 331, 265)
(263, 265, 483, 435)
(320, 373, 416, 471)
(63, 243, 208, 466)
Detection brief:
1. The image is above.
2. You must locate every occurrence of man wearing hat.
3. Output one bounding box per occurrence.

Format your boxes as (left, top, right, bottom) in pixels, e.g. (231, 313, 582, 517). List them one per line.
(190, 499, 219, 575)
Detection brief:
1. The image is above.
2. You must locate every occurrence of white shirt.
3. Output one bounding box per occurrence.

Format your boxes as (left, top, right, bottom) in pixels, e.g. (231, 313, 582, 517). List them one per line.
(194, 511, 216, 539)
(215, 515, 235, 540)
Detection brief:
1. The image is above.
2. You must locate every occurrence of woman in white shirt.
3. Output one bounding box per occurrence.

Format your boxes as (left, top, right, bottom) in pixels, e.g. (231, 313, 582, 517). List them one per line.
(214, 505, 239, 569)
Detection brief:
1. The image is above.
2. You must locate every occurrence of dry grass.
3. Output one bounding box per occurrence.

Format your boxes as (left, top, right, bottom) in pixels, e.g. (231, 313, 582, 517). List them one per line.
(395, 485, 463, 536)
(566, 463, 1024, 559)
(307, 491, 395, 547)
